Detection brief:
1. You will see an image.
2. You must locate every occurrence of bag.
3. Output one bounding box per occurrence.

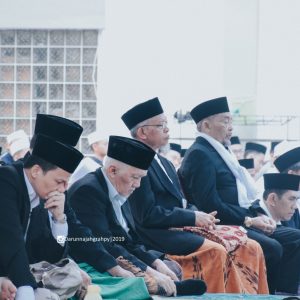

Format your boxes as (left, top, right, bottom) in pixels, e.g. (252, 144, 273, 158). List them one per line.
(30, 258, 82, 299)
(170, 225, 248, 252)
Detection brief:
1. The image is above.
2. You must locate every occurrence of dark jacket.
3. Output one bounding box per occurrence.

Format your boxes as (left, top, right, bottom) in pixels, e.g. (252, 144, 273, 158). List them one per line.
(179, 137, 252, 225)
(0, 162, 66, 288)
(128, 155, 204, 255)
(68, 168, 159, 271)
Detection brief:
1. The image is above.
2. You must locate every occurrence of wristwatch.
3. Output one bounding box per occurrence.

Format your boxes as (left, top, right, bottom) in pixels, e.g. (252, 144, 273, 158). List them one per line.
(52, 214, 67, 224)
(244, 216, 253, 228)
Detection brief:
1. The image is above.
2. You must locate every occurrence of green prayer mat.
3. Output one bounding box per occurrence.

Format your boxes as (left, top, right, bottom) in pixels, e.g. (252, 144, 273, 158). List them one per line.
(70, 263, 151, 300)
(153, 294, 292, 299)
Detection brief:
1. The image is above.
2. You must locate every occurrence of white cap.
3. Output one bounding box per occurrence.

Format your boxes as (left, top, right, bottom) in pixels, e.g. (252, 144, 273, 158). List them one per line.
(7, 130, 28, 144)
(10, 138, 30, 156)
(274, 140, 300, 158)
(68, 157, 100, 187)
(87, 131, 104, 146)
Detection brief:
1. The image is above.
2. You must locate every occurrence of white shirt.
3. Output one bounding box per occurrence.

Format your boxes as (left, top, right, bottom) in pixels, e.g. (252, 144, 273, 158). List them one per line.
(23, 170, 68, 243)
(102, 169, 130, 233)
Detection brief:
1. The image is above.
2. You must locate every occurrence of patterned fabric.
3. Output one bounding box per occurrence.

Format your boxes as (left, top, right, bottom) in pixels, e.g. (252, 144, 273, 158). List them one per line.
(170, 225, 248, 253)
(167, 239, 269, 294)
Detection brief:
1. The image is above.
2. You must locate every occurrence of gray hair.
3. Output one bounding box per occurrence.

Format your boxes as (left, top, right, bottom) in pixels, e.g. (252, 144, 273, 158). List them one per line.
(130, 120, 148, 138)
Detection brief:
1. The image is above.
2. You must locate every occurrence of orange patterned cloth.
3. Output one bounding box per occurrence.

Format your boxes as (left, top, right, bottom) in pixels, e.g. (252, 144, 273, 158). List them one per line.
(167, 238, 269, 294)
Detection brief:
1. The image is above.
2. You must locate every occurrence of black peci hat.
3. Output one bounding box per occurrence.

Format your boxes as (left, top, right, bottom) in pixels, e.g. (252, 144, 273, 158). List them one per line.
(169, 143, 182, 154)
(180, 148, 187, 158)
(121, 97, 164, 130)
(230, 136, 241, 145)
(238, 158, 254, 169)
(271, 141, 281, 153)
(107, 136, 155, 170)
(32, 134, 83, 173)
(245, 142, 267, 155)
(264, 173, 300, 191)
(274, 147, 300, 173)
(34, 114, 83, 146)
(190, 97, 229, 124)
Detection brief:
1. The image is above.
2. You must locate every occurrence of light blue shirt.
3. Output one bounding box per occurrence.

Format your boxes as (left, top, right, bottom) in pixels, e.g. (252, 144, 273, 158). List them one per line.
(101, 168, 130, 233)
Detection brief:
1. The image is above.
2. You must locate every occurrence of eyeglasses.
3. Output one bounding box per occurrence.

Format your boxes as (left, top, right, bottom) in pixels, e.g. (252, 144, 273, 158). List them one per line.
(141, 123, 168, 130)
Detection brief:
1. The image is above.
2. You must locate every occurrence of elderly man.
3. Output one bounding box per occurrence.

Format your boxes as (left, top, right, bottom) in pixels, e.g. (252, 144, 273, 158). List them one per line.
(122, 97, 268, 294)
(0, 134, 83, 300)
(179, 96, 300, 294)
(68, 135, 206, 297)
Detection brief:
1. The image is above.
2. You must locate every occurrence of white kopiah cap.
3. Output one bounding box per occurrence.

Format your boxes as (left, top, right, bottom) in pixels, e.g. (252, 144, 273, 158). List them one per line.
(7, 129, 28, 144)
(10, 138, 30, 156)
(87, 131, 104, 146)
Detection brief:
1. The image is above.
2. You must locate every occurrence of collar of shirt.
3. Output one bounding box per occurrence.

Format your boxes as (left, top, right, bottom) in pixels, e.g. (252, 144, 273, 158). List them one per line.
(259, 199, 281, 225)
(154, 154, 173, 183)
(101, 168, 127, 206)
(23, 169, 40, 210)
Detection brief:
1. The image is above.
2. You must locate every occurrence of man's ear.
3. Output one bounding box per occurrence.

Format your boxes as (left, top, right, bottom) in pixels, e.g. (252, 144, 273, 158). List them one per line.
(136, 127, 147, 140)
(268, 193, 277, 207)
(30, 164, 42, 179)
(108, 165, 117, 177)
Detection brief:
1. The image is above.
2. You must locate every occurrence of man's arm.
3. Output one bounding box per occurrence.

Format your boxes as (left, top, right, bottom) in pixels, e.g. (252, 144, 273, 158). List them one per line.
(128, 175, 196, 228)
(179, 149, 249, 225)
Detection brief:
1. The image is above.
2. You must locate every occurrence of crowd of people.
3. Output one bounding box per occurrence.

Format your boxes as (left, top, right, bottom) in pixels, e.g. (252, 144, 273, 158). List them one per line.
(0, 96, 300, 300)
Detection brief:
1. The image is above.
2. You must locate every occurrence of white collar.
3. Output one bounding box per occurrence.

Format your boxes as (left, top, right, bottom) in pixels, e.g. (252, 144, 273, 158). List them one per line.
(101, 169, 127, 205)
(23, 169, 40, 210)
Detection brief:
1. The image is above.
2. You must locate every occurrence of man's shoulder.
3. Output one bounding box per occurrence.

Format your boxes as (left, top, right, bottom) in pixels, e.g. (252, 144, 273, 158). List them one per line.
(0, 162, 22, 181)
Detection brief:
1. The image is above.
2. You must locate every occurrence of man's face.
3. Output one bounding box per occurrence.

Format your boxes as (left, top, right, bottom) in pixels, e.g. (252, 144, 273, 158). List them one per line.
(230, 144, 244, 160)
(271, 190, 300, 221)
(93, 140, 108, 158)
(112, 165, 147, 197)
(30, 166, 70, 199)
(245, 151, 265, 177)
(139, 114, 169, 150)
(205, 112, 233, 145)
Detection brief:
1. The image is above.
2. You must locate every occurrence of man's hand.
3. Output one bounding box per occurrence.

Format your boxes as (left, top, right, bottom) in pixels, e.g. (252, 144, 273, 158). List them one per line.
(0, 277, 17, 300)
(251, 216, 276, 235)
(107, 265, 135, 278)
(195, 211, 220, 230)
(44, 191, 65, 221)
(151, 259, 179, 281)
(76, 270, 92, 300)
(146, 267, 176, 296)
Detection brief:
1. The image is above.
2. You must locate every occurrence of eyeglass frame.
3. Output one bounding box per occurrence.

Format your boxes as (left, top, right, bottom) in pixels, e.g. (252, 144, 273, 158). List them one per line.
(140, 122, 168, 130)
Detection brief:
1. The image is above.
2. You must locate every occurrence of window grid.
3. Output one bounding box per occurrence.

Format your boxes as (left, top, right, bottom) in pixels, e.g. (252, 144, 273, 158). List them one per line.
(0, 29, 98, 153)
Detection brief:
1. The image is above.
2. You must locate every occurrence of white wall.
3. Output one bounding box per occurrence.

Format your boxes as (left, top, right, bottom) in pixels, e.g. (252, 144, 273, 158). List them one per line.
(0, 0, 104, 29)
(98, 0, 260, 140)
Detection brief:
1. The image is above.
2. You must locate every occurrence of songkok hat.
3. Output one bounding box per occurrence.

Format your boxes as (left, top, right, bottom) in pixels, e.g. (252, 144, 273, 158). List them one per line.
(274, 147, 300, 173)
(238, 158, 254, 169)
(230, 136, 241, 145)
(34, 114, 83, 146)
(32, 134, 83, 173)
(121, 97, 164, 130)
(7, 129, 28, 144)
(264, 173, 300, 191)
(107, 135, 155, 170)
(245, 142, 267, 154)
(169, 143, 182, 154)
(87, 131, 105, 146)
(190, 97, 229, 124)
(10, 138, 30, 156)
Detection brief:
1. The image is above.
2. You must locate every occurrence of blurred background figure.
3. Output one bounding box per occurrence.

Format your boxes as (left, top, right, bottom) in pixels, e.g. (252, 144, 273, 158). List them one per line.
(0, 130, 29, 165)
(87, 131, 108, 166)
(244, 142, 267, 180)
(230, 136, 244, 160)
(164, 143, 182, 170)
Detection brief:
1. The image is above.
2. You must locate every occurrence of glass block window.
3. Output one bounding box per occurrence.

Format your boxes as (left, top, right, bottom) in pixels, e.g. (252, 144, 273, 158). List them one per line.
(0, 29, 99, 153)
